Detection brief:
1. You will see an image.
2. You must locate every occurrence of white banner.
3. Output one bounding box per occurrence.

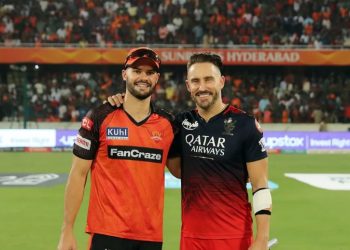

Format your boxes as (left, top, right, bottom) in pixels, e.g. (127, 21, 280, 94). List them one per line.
(0, 129, 56, 148)
(285, 173, 350, 190)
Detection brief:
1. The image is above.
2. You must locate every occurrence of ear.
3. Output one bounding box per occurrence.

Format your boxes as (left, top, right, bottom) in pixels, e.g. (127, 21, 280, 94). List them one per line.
(155, 72, 160, 84)
(185, 79, 191, 92)
(122, 69, 127, 81)
(220, 75, 225, 90)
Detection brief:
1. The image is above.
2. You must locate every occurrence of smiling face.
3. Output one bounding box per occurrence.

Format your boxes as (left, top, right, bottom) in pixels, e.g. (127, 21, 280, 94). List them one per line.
(122, 63, 160, 100)
(186, 62, 225, 111)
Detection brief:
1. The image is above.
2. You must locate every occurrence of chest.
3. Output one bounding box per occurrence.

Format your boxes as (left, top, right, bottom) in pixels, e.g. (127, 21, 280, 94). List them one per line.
(100, 112, 173, 149)
(180, 117, 246, 161)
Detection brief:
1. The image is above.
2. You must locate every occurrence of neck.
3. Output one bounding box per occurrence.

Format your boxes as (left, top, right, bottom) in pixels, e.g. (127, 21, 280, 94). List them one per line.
(197, 101, 227, 122)
(123, 92, 152, 122)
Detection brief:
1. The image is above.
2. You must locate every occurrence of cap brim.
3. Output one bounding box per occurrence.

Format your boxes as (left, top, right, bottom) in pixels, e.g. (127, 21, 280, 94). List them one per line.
(125, 57, 160, 71)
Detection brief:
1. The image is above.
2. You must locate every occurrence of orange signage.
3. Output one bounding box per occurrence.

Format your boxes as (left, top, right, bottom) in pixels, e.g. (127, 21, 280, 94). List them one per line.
(1, 47, 350, 65)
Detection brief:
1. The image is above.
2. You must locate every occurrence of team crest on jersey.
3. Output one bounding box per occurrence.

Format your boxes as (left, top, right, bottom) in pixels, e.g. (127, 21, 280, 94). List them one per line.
(106, 127, 128, 140)
(150, 131, 163, 142)
(223, 117, 236, 136)
(182, 119, 199, 130)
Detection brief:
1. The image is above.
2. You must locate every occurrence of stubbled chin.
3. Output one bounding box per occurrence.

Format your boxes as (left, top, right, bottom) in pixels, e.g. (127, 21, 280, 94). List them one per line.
(133, 85, 150, 94)
(196, 96, 211, 102)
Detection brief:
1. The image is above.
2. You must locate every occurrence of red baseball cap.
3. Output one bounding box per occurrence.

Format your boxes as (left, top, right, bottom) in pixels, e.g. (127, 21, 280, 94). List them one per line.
(124, 47, 161, 71)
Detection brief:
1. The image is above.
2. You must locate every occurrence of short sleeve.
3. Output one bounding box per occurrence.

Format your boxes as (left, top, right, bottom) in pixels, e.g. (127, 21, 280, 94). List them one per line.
(244, 118, 268, 162)
(73, 109, 100, 160)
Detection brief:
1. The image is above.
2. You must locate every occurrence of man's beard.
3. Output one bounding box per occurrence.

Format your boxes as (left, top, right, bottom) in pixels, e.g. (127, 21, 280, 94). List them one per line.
(126, 80, 155, 100)
(191, 90, 219, 110)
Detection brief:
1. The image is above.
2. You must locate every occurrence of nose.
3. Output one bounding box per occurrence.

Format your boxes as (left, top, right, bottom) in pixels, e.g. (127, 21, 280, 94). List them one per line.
(139, 71, 151, 80)
(197, 80, 207, 91)
(139, 71, 148, 78)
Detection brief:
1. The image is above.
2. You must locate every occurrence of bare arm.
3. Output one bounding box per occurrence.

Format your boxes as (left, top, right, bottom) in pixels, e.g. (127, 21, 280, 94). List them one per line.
(57, 156, 92, 250)
(247, 157, 271, 250)
(166, 157, 181, 178)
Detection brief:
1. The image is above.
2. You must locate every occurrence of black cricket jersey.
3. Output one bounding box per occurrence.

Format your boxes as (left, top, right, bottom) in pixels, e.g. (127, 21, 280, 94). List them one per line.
(169, 105, 267, 239)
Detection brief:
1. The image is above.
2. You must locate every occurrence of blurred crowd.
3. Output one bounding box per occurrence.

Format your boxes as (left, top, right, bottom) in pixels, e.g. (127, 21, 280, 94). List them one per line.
(1, 0, 350, 124)
(1, 65, 349, 124)
(1, 0, 350, 47)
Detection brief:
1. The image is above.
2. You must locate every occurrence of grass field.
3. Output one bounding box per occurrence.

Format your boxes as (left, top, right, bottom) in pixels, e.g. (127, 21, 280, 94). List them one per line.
(0, 152, 350, 250)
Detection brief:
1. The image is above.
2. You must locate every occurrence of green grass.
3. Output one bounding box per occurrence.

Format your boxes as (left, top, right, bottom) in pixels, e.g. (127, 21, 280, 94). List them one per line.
(0, 152, 350, 250)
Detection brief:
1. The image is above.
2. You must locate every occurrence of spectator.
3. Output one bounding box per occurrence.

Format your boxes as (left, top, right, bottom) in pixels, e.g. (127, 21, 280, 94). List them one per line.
(1, 1, 350, 123)
(1, 0, 349, 47)
(311, 105, 324, 123)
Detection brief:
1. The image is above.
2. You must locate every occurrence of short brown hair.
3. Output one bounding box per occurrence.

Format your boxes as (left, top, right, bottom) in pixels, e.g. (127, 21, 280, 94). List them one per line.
(187, 52, 223, 74)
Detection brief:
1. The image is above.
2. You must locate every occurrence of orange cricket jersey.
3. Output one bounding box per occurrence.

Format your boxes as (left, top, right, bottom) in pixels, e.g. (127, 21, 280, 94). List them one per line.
(73, 103, 175, 242)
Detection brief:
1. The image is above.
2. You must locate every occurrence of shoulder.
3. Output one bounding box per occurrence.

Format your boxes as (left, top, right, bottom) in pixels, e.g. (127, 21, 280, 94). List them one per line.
(86, 103, 117, 119)
(225, 105, 255, 121)
(153, 107, 175, 123)
(174, 109, 197, 120)
(81, 103, 118, 130)
(224, 105, 263, 133)
(224, 105, 247, 116)
(173, 110, 195, 126)
(153, 107, 181, 134)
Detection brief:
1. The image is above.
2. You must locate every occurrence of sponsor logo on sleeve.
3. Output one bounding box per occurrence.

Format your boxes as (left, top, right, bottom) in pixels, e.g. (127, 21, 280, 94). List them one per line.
(106, 127, 128, 140)
(259, 138, 266, 152)
(255, 119, 263, 133)
(75, 134, 91, 150)
(108, 146, 163, 163)
(82, 117, 93, 131)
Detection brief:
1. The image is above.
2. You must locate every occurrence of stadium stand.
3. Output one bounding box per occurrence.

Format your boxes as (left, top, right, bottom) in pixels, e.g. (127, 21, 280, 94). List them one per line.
(1, 0, 350, 47)
(0, 0, 350, 123)
(1, 64, 349, 123)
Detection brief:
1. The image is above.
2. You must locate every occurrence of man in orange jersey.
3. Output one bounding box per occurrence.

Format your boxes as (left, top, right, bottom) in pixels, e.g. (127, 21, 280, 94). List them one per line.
(108, 52, 271, 250)
(57, 47, 180, 250)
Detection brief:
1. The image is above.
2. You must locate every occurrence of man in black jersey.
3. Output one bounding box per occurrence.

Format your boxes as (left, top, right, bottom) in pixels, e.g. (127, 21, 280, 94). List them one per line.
(108, 52, 272, 250)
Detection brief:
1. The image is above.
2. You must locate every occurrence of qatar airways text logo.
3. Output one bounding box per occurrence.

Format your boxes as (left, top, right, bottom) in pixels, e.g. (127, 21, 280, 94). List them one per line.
(185, 134, 225, 156)
(263, 136, 304, 149)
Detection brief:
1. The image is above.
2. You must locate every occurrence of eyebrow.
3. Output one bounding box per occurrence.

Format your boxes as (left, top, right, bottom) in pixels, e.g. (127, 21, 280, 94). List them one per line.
(204, 76, 215, 80)
(131, 67, 156, 73)
(190, 75, 214, 81)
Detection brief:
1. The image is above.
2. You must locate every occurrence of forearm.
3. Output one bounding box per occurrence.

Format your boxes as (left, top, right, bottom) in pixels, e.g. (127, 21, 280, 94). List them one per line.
(57, 157, 91, 250)
(254, 214, 270, 242)
(247, 158, 271, 248)
(61, 157, 91, 230)
(61, 171, 87, 230)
